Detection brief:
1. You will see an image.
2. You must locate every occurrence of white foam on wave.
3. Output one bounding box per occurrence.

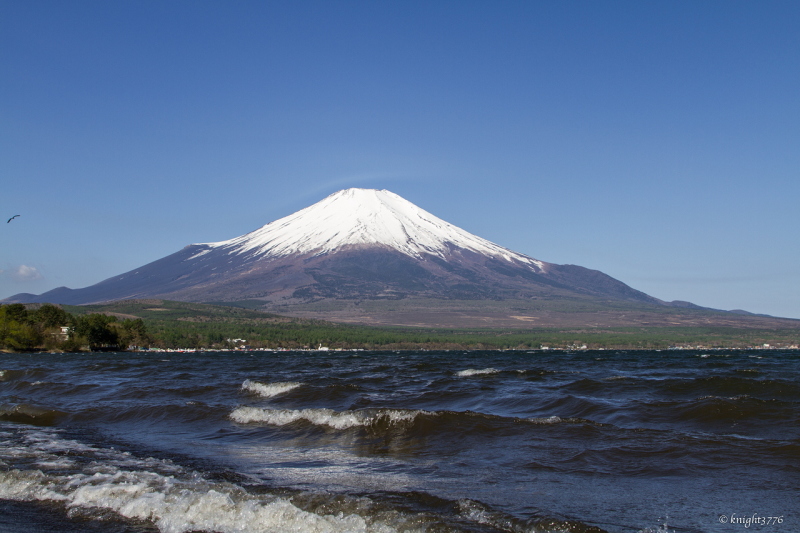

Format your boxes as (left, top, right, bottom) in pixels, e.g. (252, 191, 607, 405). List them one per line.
(0, 469, 381, 533)
(241, 379, 302, 398)
(527, 415, 563, 424)
(230, 406, 432, 430)
(0, 426, 407, 533)
(456, 368, 499, 377)
(34, 457, 77, 469)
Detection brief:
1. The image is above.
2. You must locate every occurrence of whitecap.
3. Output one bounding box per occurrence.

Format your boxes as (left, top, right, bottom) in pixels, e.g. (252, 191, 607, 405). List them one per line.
(455, 368, 499, 377)
(241, 379, 302, 398)
(230, 406, 431, 430)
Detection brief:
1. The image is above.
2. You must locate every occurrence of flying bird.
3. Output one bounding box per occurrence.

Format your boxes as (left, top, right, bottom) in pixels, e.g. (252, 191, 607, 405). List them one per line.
(7, 215, 20, 223)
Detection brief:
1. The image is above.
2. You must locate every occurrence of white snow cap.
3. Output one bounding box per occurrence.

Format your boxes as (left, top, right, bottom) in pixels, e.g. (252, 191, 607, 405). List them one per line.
(203, 188, 544, 269)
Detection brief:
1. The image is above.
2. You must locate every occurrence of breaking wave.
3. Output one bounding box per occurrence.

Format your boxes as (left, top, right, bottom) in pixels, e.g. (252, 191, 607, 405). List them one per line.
(230, 406, 588, 438)
(0, 427, 411, 533)
(230, 406, 433, 430)
(241, 379, 302, 398)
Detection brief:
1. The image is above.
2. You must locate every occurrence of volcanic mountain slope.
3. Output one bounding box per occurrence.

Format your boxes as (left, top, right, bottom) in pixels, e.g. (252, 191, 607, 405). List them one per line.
(7, 188, 666, 309)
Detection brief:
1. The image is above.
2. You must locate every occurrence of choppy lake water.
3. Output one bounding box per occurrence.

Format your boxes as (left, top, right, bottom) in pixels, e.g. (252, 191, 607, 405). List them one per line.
(1, 350, 798, 532)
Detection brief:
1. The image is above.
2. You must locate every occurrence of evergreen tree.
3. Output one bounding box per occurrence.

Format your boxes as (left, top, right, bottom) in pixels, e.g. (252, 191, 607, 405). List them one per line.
(73, 314, 120, 351)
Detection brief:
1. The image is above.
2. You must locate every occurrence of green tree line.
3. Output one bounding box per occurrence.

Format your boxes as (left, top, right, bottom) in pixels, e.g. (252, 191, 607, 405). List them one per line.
(4, 302, 797, 352)
(0, 303, 149, 352)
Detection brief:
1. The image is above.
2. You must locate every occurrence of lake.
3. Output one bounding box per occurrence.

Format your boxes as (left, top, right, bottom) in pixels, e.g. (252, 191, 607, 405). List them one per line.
(1, 349, 797, 532)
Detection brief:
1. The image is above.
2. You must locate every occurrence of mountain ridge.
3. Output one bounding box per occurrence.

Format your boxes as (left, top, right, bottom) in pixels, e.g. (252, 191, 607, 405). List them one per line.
(3, 188, 786, 327)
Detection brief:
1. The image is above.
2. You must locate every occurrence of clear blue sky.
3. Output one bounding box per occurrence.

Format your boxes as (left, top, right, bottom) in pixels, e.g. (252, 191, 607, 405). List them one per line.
(2, 1, 799, 318)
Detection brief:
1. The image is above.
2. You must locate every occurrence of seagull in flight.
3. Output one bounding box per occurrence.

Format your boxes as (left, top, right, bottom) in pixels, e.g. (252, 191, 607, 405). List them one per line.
(7, 215, 20, 223)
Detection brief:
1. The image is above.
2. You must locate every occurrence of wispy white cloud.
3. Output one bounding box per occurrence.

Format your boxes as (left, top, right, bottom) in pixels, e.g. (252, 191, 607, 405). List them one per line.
(10, 265, 43, 282)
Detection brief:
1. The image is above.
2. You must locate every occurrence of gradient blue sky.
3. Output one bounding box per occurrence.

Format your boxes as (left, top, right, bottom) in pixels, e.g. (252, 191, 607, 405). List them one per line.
(2, 1, 799, 318)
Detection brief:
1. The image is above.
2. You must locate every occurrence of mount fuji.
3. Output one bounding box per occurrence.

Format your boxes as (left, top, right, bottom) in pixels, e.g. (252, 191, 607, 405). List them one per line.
(7, 188, 666, 310)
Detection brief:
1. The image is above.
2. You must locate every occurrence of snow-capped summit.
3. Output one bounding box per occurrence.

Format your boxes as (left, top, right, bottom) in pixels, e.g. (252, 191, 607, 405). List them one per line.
(200, 188, 544, 270)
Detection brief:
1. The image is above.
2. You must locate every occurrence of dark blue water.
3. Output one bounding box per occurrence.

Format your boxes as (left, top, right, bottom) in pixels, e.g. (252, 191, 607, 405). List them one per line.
(1, 350, 798, 532)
